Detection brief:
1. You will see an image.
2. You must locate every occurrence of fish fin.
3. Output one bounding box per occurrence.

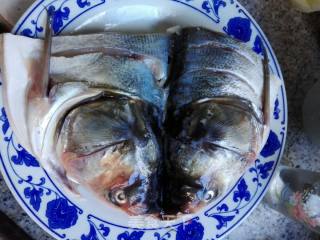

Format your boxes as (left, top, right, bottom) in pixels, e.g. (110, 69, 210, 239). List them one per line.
(261, 48, 282, 147)
(25, 12, 53, 156)
(28, 11, 53, 99)
(260, 47, 271, 150)
(42, 10, 53, 96)
(262, 47, 270, 128)
(0, 34, 44, 154)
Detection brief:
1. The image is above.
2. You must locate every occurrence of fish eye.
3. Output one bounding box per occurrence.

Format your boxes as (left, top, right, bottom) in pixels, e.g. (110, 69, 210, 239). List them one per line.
(109, 189, 127, 205)
(115, 190, 127, 204)
(204, 190, 216, 202)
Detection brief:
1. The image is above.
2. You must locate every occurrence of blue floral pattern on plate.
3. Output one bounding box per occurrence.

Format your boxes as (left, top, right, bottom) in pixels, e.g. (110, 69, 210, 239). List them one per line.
(176, 220, 204, 240)
(253, 35, 264, 55)
(260, 131, 282, 158)
(0, 0, 287, 239)
(172, 0, 227, 23)
(46, 198, 79, 230)
(274, 98, 281, 120)
(80, 221, 110, 240)
(21, 0, 106, 37)
(224, 16, 252, 42)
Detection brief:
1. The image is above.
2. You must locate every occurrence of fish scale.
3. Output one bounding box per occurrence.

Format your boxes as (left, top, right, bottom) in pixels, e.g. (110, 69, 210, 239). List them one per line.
(179, 27, 260, 64)
(51, 53, 166, 110)
(170, 69, 262, 115)
(179, 46, 263, 93)
(52, 32, 171, 85)
(52, 32, 169, 59)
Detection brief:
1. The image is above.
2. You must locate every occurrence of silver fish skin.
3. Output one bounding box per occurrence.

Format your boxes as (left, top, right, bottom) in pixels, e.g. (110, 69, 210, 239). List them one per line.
(1, 23, 279, 219)
(174, 46, 263, 110)
(46, 30, 169, 216)
(51, 32, 171, 86)
(0, 20, 167, 216)
(163, 27, 268, 214)
(170, 69, 262, 120)
(50, 53, 166, 110)
(178, 27, 260, 64)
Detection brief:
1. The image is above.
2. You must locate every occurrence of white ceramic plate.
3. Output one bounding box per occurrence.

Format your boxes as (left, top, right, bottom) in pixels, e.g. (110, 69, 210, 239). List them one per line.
(0, 0, 287, 239)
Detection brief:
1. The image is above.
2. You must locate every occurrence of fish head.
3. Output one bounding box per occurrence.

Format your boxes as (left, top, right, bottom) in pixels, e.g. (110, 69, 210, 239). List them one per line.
(165, 100, 261, 214)
(165, 141, 245, 214)
(56, 93, 161, 215)
(106, 165, 160, 216)
(101, 138, 161, 216)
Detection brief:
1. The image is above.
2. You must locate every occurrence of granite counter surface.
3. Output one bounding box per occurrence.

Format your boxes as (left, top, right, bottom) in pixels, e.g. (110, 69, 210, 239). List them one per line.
(1, 0, 320, 239)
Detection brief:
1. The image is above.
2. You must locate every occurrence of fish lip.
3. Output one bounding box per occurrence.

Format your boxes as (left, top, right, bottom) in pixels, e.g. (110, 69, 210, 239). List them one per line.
(161, 184, 201, 214)
(176, 189, 211, 214)
(107, 176, 160, 215)
(162, 180, 221, 215)
(118, 200, 157, 216)
(180, 201, 207, 214)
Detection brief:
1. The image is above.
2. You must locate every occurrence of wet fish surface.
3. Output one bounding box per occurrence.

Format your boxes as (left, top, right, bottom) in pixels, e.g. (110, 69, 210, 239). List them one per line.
(46, 31, 171, 216)
(51, 32, 171, 86)
(1, 25, 172, 216)
(162, 27, 272, 214)
(0, 25, 281, 218)
(57, 94, 162, 215)
(50, 53, 166, 109)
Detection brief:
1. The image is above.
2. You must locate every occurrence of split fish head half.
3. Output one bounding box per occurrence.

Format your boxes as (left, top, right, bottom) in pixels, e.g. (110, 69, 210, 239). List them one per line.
(161, 27, 274, 215)
(164, 99, 264, 214)
(56, 93, 162, 215)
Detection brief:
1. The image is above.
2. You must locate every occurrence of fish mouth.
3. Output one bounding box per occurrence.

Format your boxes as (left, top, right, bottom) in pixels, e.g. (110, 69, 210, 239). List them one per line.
(160, 177, 202, 215)
(159, 166, 222, 216)
(116, 201, 161, 217)
(162, 186, 219, 215)
(105, 172, 162, 216)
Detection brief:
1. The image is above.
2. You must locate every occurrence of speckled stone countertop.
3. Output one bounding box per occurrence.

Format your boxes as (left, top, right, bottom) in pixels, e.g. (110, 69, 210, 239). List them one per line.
(1, 0, 320, 239)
